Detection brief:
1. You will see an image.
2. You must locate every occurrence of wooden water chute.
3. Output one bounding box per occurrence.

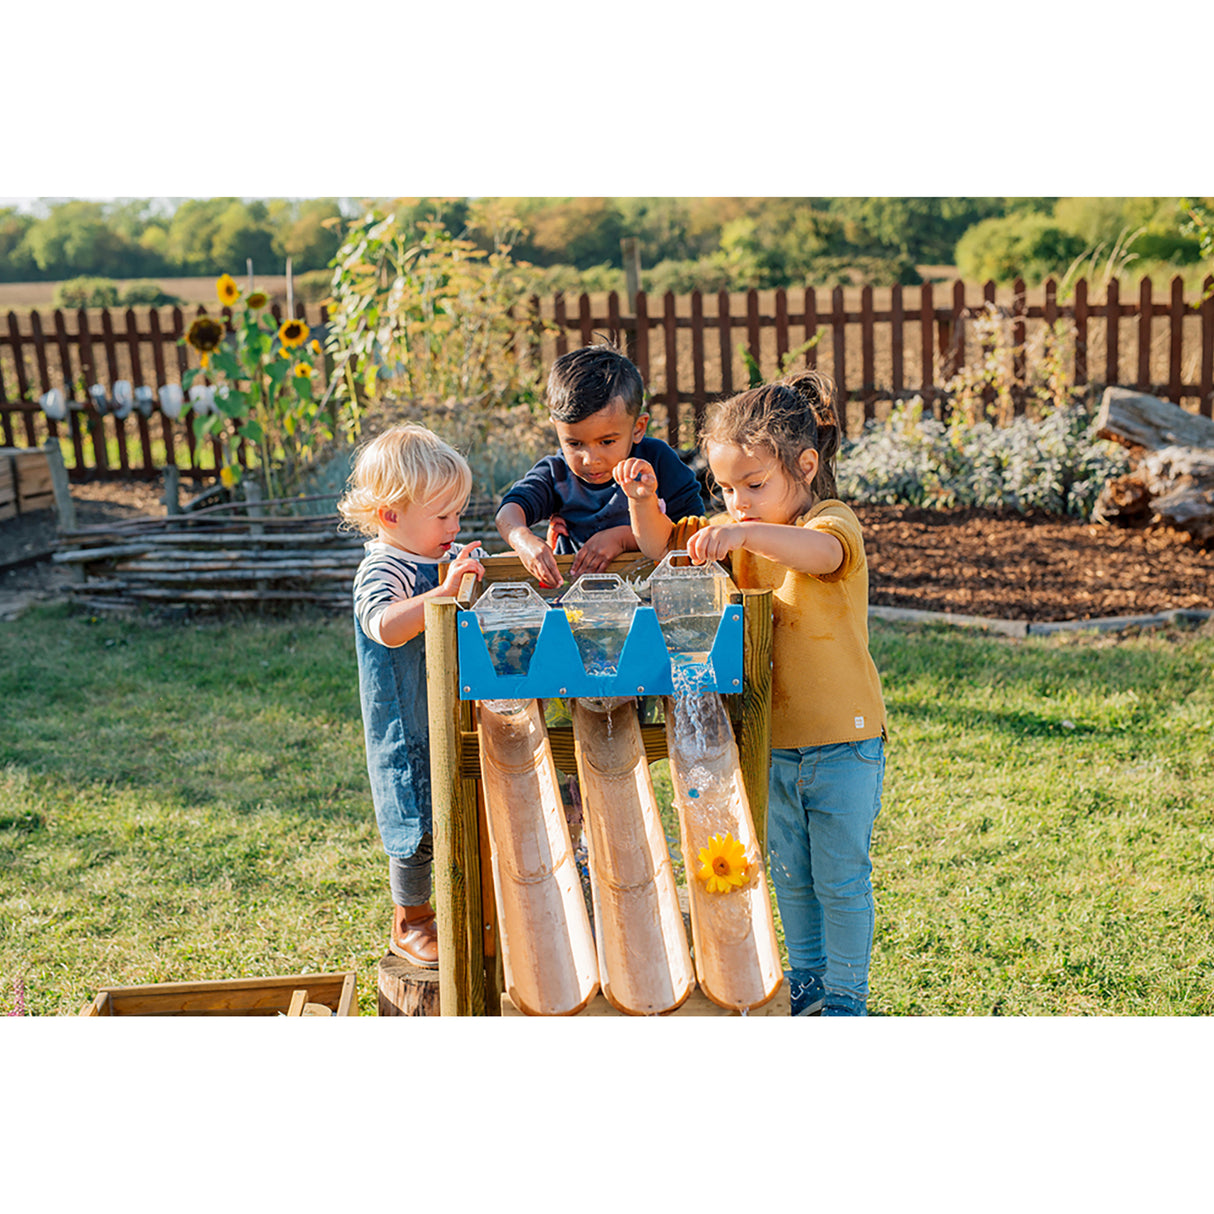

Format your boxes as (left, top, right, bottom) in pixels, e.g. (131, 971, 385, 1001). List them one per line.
(422, 551, 774, 1017)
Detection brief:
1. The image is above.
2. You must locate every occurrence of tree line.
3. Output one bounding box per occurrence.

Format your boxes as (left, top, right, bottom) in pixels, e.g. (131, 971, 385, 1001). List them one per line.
(1, 196, 1209, 291)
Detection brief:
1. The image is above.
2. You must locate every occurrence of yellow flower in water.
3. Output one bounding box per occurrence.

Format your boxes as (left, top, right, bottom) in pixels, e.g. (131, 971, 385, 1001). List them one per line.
(216, 274, 239, 306)
(186, 315, 225, 358)
(246, 291, 267, 309)
(563, 608, 584, 624)
(696, 832, 749, 894)
(219, 465, 237, 489)
(294, 363, 314, 378)
(278, 318, 310, 348)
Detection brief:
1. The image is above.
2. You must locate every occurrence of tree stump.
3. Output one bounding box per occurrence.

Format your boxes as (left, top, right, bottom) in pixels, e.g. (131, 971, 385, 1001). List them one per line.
(377, 954, 441, 1016)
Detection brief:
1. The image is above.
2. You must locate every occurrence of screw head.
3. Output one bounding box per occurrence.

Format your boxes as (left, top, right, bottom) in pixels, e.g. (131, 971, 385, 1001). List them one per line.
(732, 678, 740, 686)
(463, 686, 471, 693)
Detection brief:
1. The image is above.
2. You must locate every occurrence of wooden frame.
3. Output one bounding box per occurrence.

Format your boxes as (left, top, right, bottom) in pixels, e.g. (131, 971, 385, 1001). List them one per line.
(424, 551, 773, 1017)
(79, 971, 358, 1017)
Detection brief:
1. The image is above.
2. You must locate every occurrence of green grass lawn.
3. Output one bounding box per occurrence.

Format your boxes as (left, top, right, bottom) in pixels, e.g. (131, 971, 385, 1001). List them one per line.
(2, 604, 1211, 1016)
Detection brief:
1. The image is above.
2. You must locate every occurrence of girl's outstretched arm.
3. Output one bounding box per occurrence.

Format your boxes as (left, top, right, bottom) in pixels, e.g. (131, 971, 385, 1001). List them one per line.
(613, 457, 674, 560)
(687, 520, 843, 576)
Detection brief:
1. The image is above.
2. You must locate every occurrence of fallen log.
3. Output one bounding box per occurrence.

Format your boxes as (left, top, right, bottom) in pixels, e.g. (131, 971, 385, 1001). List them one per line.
(1096, 386, 1214, 451)
(1093, 388, 1214, 546)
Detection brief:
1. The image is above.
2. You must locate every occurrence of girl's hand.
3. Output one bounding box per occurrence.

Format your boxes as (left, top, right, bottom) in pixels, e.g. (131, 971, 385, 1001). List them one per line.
(439, 542, 485, 595)
(687, 523, 745, 565)
(612, 458, 657, 501)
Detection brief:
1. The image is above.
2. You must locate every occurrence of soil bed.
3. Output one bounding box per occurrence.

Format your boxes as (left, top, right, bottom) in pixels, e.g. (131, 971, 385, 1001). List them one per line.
(857, 504, 1212, 621)
(1, 480, 1211, 623)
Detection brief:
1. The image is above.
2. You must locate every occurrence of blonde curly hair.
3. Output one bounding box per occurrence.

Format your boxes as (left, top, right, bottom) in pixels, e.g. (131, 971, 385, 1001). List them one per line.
(338, 424, 472, 537)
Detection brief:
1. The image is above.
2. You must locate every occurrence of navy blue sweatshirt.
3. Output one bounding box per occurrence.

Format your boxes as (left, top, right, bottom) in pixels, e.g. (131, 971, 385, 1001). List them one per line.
(499, 435, 706, 554)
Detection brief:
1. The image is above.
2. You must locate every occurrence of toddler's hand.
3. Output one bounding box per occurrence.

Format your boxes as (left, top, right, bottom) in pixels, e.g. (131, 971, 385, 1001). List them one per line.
(687, 523, 744, 565)
(440, 542, 485, 595)
(612, 458, 657, 501)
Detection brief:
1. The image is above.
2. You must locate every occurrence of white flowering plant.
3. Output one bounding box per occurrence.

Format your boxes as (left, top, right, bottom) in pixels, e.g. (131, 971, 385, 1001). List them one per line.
(837, 398, 1130, 520)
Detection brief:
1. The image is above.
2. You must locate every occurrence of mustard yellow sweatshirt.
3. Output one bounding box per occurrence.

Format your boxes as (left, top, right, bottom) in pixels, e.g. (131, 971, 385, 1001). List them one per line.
(671, 500, 887, 749)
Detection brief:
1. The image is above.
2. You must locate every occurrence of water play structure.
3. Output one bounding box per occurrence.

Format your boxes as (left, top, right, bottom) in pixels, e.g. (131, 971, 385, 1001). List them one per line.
(394, 549, 782, 1017)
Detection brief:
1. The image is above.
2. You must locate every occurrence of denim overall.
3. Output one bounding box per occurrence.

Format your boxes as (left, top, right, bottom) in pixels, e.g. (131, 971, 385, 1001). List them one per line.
(353, 560, 443, 862)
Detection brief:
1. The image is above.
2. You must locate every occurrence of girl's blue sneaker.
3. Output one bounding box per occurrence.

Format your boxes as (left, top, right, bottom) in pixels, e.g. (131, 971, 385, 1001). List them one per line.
(787, 969, 825, 1017)
(821, 992, 868, 1016)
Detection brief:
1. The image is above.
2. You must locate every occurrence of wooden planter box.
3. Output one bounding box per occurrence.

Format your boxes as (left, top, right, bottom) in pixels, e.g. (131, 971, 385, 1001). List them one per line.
(79, 971, 358, 1017)
(0, 447, 54, 516)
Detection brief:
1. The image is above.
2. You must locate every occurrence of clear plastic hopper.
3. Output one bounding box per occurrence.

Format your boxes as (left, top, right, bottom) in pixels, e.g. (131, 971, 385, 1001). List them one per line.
(559, 573, 640, 678)
(648, 550, 732, 671)
(472, 582, 550, 678)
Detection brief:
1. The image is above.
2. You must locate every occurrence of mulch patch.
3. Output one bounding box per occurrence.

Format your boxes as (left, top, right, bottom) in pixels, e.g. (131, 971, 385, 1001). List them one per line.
(858, 505, 1213, 622)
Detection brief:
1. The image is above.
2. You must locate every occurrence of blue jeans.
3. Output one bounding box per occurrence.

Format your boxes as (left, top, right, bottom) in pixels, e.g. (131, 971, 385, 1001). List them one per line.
(767, 738, 885, 1013)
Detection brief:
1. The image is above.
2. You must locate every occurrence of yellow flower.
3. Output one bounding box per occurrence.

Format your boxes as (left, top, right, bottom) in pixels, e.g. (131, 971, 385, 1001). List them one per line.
(696, 832, 749, 894)
(216, 274, 239, 307)
(294, 363, 314, 378)
(563, 608, 584, 624)
(247, 291, 267, 309)
(309, 339, 321, 355)
(186, 315, 225, 357)
(219, 465, 237, 489)
(200, 352, 211, 369)
(278, 318, 310, 348)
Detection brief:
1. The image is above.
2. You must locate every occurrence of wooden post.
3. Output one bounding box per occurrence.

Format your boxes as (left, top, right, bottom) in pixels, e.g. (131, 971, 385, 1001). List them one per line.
(738, 587, 772, 854)
(425, 596, 485, 1017)
(163, 464, 181, 515)
(621, 237, 641, 312)
(285, 257, 294, 316)
(43, 440, 76, 532)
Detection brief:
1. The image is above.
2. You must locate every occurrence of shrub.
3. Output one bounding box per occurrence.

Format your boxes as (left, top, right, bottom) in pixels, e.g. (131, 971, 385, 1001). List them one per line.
(52, 276, 120, 308)
(837, 399, 1130, 520)
(528, 262, 626, 296)
(955, 215, 1086, 285)
(292, 268, 333, 304)
(327, 209, 547, 410)
(119, 280, 183, 306)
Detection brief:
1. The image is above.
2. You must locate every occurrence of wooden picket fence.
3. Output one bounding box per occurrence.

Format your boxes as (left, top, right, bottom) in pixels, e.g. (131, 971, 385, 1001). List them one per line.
(2, 275, 1212, 482)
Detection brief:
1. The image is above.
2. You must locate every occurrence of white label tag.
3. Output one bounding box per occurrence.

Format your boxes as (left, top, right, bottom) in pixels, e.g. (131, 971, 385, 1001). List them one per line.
(854, 715, 865, 729)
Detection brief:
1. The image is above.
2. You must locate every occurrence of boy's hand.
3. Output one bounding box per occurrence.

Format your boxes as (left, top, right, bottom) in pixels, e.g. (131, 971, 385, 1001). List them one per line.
(612, 458, 658, 501)
(687, 523, 744, 566)
(570, 525, 634, 577)
(439, 542, 486, 595)
(512, 530, 563, 588)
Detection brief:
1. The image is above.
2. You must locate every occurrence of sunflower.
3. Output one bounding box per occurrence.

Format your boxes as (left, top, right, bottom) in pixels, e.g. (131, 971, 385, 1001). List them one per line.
(278, 318, 310, 348)
(216, 274, 240, 307)
(246, 291, 268, 309)
(186, 316, 225, 361)
(294, 363, 314, 378)
(696, 832, 750, 894)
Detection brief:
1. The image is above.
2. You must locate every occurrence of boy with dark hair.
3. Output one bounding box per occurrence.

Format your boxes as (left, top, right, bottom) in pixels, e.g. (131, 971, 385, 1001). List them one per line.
(495, 342, 706, 587)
